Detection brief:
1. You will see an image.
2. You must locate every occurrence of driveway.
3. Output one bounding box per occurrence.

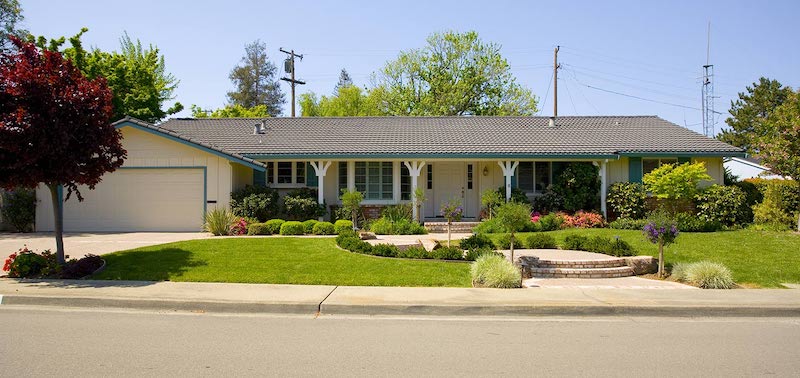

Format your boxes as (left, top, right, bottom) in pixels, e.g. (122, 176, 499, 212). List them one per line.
(0, 232, 213, 256)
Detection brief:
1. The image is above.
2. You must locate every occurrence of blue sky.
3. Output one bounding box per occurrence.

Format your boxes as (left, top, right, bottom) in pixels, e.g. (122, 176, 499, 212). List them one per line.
(21, 0, 800, 135)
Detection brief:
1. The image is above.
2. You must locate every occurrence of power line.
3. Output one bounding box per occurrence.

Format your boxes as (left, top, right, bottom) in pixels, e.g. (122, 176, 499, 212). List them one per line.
(566, 67, 698, 102)
(561, 78, 578, 115)
(565, 70, 600, 114)
(537, 69, 555, 116)
(559, 45, 700, 77)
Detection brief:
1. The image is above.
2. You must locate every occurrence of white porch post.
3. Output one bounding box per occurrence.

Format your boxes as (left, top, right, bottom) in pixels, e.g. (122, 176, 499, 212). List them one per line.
(497, 161, 519, 202)
(598, 160, 608, 218)
(403, 161, 426, 222)
(310, 161, 332, 220)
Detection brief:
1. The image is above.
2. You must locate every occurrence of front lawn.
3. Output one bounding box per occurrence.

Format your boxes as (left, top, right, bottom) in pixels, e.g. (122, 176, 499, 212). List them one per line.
(94, 237, 471, 287)
(486, 229, 800, 288)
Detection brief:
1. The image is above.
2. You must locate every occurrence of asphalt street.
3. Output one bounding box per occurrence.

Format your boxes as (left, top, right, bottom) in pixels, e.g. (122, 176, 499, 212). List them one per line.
(1, 306, 798, 377)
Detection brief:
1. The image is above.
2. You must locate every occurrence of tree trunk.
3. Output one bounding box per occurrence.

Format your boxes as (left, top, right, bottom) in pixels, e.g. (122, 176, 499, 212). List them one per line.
(447, 221, 452, 247)
(796, 213, 799, 232)
(658, 242, 665, 278)
(510, 235, 515, 263)
(47, 184, 66, 265)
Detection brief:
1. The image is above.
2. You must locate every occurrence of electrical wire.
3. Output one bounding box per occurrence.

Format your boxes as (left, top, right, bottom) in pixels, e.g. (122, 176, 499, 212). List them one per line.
(538, 69, 555, 116)
(561, 77, 579, 115)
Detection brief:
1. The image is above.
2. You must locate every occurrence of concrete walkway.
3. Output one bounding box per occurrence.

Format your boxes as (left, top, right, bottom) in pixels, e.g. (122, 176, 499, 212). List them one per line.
(0, 232, 213, 256)
(1, 279, 799, 317)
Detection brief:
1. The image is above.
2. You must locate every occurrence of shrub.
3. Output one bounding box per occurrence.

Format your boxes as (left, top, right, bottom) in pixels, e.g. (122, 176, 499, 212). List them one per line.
(674, 212, 722, 232)
(230, 185, 279, 222)
(279, 221, 305, 235)
(473, 218, 506, 234)
(397, 246, 431, 259)
(335, 231, 373, 255)
(560, 211, 605, 228)
(747, 178, 800, 216)
(669, 262, 689, 282)
(531, 190, 564, 213)
(752, 181, 795, 230)
(537, 213, 563, 231)
(368, 217, 426, 235)
(371, 244, 400, 257)
(525, 233, 556, 249)
(430, 245, 464, 260)
(496, 186, 531, 205)
(283, 188, 326, 220)
(695, 185, 746, 226)
(643, 162, 713, 201)
(1, 189, 36, 232)
(608, 218, 647, 230)
(460, 234, 494, 250)
(262, 219, 286, 235)
(312, 221, 336, 235)
(585, 236, 635, 257)
(61, 254, 104, 279)
(493, 233, 525, 249)
(465, 247, 501, 261)
(203, 208, 237, 236)
(302, 219, 319, 234)
(551, 162, 600, 212)
(381, 204, 413, 222)
(731, 180, 760, 224)
(3, 247, 59, 278)
(562, 234, 589, 250)
(334, 219, 354, 234)
(607, 182, 647, 220)
(229, 218, 249, 236)
(470, 254, 521, 288)
(481, 189, 504, 219)
(683, 261, 735, 289)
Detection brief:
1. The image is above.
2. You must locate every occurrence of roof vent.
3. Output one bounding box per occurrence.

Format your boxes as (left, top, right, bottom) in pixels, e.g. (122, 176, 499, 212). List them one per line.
(547, 117, 556, 128)
(253, 120, 267, 135)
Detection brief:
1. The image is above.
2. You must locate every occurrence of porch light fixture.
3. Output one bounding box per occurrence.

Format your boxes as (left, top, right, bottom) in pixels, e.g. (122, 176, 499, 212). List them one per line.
(482, 166, 489, 176)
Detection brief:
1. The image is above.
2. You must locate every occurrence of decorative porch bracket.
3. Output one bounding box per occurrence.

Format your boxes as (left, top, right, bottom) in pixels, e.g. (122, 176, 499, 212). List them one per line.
(594, 160, 609, 218)
(310, 161, 332, 220)
(497, 160, 519, 202)
(403, 160, 426, 222)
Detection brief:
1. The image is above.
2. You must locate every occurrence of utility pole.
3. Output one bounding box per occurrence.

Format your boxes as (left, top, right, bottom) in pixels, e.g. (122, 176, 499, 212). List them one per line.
(553, 45, 560, 117)
(279, 48, 305, 117)
(701, 23, 715, 136)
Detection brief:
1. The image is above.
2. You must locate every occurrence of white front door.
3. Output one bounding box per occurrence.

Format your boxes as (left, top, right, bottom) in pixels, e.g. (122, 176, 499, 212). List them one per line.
(433, 162, 467, 218)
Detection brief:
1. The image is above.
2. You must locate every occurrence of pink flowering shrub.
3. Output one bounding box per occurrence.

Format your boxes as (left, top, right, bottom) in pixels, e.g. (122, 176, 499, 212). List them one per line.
(530, 211, 541, 223)
(560, 211, 605, 229)
(230, 218, 249, 236)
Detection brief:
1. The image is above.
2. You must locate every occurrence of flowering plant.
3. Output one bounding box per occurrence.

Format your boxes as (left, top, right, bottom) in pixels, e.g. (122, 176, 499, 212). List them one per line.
(230, 217, 248, 236)
(440, 200, 463, 224)
(642, 209, 680, 278)
(3, 246, 60, 278)
(561, 211, 605, 229)
(530, 212, 542, 223)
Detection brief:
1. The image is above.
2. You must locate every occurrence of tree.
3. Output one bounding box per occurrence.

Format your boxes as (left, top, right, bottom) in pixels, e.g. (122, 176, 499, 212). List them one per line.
(373, 30, 538, 116)
(439, 199, 463, 247)
(0, 38, 126, 264)
(33, 29, 182, 123)
(643, 162, 712, 202)
(642, 209, 679, 278)
(495, 201, 531, 262)
(756, 91, 800, 231)
(340, 189, 364, 230)
(480, 189, 503, 220)
(190, 104, 270, 118)
(718, 77, 792, 154)
(334, 68, 353, 93)
(227, 40, 284, 116)
(0, 0, 26, 53)
(300, 85, 384, 116)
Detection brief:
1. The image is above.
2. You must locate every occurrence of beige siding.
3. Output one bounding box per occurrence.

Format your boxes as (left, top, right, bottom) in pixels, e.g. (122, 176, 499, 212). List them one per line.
(695, 157, 724, 186)
(607, 157, 629, 184)
(231, 163, 253, 192)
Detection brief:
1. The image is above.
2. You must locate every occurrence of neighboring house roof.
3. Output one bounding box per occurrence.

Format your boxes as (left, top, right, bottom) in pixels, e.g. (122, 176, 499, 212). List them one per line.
(113, 117, 267, 171)
(157, 116, 744, 160)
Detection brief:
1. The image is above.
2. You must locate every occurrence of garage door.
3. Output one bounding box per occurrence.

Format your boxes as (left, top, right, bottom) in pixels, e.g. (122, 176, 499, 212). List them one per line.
(47, 168, 205, 232)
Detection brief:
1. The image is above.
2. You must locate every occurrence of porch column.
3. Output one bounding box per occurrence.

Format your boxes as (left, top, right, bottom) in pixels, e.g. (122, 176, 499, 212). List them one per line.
(497, 160, 519, 202)
(310, 161, 332, 220)
(597, 160, 608, 218)
(403, 161, 426, 222)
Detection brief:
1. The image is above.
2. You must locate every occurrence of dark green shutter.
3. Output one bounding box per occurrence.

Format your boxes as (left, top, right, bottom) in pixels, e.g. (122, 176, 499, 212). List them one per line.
(628, 157, 643, 183)
(678, 157, 691, 165)
(253, 170, 266, 186)
(511, 165, 518, 187)
(306, 162, 318, 187)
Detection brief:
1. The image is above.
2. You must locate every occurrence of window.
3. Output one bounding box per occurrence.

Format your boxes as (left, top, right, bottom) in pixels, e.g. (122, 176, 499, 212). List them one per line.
(467, 164, 474, 190)
(401, 164, 411, 200)
(427, 164, 433, 190)
(265, 162, 274, 185)
(355, 162, 393, 200)
(642, 158, 678, 175)
(517, 162, 552, 194)
(338, 162, 348, 193)
(296, 162, 305, 184)
(277, 162, 293, 184)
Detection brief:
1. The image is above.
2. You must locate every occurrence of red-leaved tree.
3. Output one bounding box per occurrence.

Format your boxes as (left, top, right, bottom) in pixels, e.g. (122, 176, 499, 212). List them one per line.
(0, 37, 126, 264)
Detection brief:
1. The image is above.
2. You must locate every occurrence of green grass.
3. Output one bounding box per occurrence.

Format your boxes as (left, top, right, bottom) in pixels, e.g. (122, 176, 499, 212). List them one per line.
(94, 237, 471, 287)
(485, 229, 800, 288)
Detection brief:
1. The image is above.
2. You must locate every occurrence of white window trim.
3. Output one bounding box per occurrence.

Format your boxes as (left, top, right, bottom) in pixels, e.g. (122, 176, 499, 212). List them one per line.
(267, 161, 308, 188)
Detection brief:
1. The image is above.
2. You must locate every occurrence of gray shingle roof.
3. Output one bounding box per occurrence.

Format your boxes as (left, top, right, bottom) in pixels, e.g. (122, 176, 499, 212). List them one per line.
(155, 116, 744, 159)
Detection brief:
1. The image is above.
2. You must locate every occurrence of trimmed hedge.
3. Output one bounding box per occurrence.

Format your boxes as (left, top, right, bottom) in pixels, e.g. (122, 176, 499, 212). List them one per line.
(397, 246, 431, 259)
(302, 219, 319, 234)
(494, 233, 525, 249)
(608, 218, 647, 230)
(560, 234, 635, 257)
(279, 221, 305, 235)
(460, 234, 494, 250)
(431, 246, 464, 260)
(371, 243, 400, 257)
(334, 219, 354, 234)
(525, 233, 556, 249)
(465, 247, 501, 261)
(312, 221, 336, 235)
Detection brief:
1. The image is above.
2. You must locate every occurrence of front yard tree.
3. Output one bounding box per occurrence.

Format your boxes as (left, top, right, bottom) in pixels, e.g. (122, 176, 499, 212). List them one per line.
(495, 201, 531, 262)
(0, 38, 126, 264)
(439, 199, 463, 247)
(340, 189, 364, 230)
(227, 39, 285, 116)
(374, 30, 538, 116)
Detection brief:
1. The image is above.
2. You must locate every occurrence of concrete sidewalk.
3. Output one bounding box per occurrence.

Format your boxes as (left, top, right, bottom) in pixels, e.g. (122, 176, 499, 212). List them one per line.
(0, 232, 212, 256)
(2, 279, 800, 317)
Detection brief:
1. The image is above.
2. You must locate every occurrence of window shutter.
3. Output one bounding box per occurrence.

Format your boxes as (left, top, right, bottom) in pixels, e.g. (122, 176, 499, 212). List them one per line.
(306, 162, 318, 187)
(253, 170, 266, 187)
(628, 157, 643, 183)
(678, 157, 691, 165)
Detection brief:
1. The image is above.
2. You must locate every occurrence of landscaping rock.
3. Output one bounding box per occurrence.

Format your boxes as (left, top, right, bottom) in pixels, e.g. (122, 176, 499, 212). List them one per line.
(624, 256, 658, 275)
(359, 232, 377, 240)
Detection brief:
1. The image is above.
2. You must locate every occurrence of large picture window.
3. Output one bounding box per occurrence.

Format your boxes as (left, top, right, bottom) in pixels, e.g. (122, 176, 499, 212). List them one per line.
(517, 162, 552, 194)
(277, 162, 293, 184)
(355, 162, 393, 200)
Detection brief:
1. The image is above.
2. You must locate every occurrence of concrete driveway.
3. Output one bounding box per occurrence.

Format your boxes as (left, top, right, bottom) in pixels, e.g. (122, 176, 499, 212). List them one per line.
(0, 232, 213, 256)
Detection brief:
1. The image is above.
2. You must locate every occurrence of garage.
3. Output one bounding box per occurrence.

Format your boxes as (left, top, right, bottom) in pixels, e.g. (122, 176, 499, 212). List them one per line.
(38, 168, 206, 232)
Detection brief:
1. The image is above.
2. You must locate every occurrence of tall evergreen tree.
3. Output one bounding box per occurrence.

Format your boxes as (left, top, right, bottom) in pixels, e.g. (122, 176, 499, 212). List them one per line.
(227, 40, 285, 116)
(718, 77, 792, 154)
(333, 68, 353, 93)
(0, 0, 27, 53)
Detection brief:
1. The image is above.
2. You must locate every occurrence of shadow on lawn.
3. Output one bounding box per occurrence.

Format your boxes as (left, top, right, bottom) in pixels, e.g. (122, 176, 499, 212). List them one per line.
(91, 247, 207, 282)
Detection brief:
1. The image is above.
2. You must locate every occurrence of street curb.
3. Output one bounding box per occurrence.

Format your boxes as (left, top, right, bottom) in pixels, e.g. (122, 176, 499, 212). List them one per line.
(0, 295, 320, 315)
(3, 294, 800, 318)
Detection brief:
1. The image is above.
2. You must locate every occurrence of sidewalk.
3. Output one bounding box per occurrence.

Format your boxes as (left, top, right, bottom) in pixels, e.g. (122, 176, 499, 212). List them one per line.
(1, 279, 799, 317)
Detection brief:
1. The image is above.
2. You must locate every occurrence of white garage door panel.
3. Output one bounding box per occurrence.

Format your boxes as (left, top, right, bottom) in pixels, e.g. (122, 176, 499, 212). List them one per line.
(61, 168, 205, 232)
